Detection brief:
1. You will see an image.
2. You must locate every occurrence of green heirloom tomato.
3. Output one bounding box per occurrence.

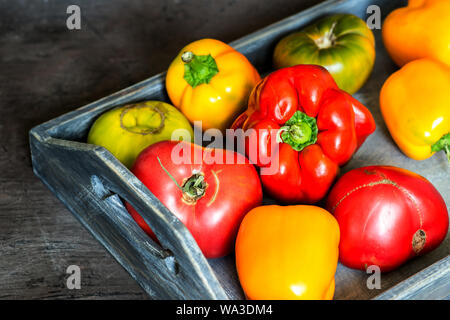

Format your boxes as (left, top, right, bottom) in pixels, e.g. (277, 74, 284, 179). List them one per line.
(87, 101, 194, 168)
(273, 14, 375, 94)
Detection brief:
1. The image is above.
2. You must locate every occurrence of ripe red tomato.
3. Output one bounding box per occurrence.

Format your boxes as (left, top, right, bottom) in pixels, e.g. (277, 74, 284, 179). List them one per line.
(125, 140, 263, 259)
(326, 166, 448, 272)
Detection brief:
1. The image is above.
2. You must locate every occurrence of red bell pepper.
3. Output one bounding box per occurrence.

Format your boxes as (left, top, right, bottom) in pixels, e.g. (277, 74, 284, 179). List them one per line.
(231, 65, 376, 203)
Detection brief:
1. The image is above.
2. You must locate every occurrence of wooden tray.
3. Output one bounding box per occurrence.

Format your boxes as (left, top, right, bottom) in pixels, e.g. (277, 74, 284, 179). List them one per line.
(29, 0, 449, 300)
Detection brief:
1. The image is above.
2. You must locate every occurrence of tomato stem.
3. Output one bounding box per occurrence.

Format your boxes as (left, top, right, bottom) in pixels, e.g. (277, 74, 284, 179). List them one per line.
(182, 173, 207, 203)
(315, 21, 337, 49)
(412, 229, 426, 254)
(157, 156, 207, 203)
(157, 156, 183, 191)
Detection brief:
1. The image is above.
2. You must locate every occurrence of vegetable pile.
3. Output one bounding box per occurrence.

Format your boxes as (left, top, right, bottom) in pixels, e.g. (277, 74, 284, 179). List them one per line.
(87, 3, 449, 300)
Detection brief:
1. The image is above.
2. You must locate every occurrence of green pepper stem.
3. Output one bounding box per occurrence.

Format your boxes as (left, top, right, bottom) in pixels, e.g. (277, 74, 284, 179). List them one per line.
(182, 51, 219, 88)
(278, 111, 318, 152)
(431, 132, 450, 164)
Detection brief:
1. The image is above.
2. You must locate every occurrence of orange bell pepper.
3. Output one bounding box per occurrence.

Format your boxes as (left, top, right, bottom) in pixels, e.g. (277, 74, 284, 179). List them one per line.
(382, 0, 450, 67)
(380, 58, 450, 162)
(166, 39, 260, 132)
(235, 205, 340, 300)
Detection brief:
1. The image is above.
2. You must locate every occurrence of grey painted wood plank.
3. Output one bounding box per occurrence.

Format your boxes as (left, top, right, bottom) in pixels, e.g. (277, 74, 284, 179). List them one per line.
(374, 258, 450, 300)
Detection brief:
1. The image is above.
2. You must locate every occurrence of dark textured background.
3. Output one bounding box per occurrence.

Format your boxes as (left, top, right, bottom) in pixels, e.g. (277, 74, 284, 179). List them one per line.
(0, 0, 325, 299)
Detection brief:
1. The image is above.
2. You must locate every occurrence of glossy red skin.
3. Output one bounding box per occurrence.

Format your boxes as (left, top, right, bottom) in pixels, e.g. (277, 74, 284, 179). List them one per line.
(125, 141, 263, 259)
(232, 65, 376, 203)
(326, 166, 448, 272)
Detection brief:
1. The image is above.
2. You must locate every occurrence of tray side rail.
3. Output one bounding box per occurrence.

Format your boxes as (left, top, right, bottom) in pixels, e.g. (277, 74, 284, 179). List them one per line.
(29, 130, 228, 299)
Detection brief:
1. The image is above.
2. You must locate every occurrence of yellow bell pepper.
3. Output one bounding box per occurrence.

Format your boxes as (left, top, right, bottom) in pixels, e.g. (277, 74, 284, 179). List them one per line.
(235, 205, 340, 300)
(380, 58, 450, 162)
(166, 39, 260, 132)
(382, 0, 450, 67)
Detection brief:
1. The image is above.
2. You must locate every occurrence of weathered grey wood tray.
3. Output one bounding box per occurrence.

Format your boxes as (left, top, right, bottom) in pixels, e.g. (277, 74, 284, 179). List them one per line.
(29, 0, 449, 300)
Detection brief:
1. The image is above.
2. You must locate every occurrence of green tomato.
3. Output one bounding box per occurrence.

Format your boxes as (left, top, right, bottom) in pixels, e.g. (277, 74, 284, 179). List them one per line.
(87, 101, 194, 168)
(273, 14, 375, 94)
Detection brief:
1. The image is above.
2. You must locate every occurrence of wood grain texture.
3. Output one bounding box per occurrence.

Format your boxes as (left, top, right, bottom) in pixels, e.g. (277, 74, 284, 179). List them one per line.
(0, 0, 328, 299)
(373, 259, 450, 300)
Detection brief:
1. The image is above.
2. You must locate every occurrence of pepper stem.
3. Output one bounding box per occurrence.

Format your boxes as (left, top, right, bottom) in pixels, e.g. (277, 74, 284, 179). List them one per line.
(181, 51, 194, 63)
(277, 111, 318, 152)
(182, 51, 219, 88)
(431, 132, 450, 164)
(157, 156, 207, 203)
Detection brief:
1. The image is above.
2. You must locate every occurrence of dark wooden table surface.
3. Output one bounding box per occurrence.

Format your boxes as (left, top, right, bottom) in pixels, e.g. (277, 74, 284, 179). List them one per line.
(0, 0, 326, 299)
